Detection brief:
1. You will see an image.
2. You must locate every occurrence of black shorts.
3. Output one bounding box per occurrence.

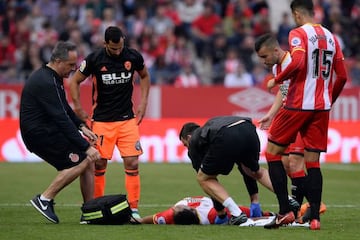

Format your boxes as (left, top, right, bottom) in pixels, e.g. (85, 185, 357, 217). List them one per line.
(200, 121, 260, 176)
(22, 131, 87, 171)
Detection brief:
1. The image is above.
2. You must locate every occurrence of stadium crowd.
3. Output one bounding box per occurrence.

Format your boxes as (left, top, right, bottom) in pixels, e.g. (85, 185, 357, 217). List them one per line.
(0, 0, 359, 86)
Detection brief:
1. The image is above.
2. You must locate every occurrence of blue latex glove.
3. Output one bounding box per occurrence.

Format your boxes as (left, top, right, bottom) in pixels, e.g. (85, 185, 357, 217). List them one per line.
(250, 202, 262, 217)
(214, 214, 229, 224)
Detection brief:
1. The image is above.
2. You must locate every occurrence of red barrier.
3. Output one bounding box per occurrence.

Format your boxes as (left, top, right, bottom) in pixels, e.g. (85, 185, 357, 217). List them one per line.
(1, 84, 359, 120)
(1, 118, 359, 163)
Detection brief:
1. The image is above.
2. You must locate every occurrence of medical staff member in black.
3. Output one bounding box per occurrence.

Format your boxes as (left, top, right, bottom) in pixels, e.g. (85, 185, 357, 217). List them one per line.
(179, 116, 275, 225)
(20, 41, 101, 224)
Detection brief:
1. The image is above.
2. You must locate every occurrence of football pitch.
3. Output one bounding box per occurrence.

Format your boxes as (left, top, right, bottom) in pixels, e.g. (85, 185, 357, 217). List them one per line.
(0, 162, 359, 240)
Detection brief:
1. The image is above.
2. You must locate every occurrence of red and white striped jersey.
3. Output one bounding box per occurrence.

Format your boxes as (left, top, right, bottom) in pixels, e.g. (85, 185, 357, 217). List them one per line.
(286, 23, 344, 110)
(153, 196, 217, 224)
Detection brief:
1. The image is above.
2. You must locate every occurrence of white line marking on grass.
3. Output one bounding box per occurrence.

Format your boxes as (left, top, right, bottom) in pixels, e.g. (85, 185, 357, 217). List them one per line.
(1, 203, 359, 208)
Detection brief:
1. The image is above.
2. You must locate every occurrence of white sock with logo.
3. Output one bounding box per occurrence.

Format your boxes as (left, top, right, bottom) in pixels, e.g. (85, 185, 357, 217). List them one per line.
(223, 197, 242, 217)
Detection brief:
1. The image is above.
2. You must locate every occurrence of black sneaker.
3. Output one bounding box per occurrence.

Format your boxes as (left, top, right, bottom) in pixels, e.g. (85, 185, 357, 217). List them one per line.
(288, 197, 300, 217)
(30, 194, 59, 224)
(228, 213, 248, 225)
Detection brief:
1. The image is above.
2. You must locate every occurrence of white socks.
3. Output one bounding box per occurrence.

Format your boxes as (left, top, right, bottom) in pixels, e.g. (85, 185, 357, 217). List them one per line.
(40, 195, 51, 201)
(223, 197, 242, 217)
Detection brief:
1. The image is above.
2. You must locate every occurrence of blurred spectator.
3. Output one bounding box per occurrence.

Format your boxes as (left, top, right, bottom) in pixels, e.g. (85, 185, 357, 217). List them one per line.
(53, 3, 72, 36)
(126, 5, 149, 39)
(16, 42, 42, 82)
(68, 28, 91, 64)
(349, 1, 360, 56)
(251, 7, 271, 37)
(100, 7, 117, 35)
(33, 20, 58, 63)
(251, 62, 269, 87)
(78, 8, 95, 38)
(14, 14, 31, 48)
(0, 0, 359, 85)
(147, 4, 175, 36)
(164, 35, 193, 83)
(190, 2, 222, 58)
(0, 34, 16, 66)
(332, 21, 345, 51)
(225, 1, 253, 49)
(0, 34, 17, 83)
(224, 47, 240, 74)
(237, 34, 255, 72)
(350, 55, 360, 86)
(80, 10, 103, 48)
(121, 0, 137, 18)
(85, 0, 107, 19)
(176, 0, 204, 39)
(208, 33, 228, 84)
(277, 12, 293, 49)
(28, 5, 46, 33)
(34, 0, 59, 23)
(224, 61, 253, 87)
(174, 63, 200, 87)
(1, 6, 17, 43)
(313, 0, 325, 23)
(163, 1, 181, 28)
(58, 17, 79, 42)
(31, 20, 58, 48)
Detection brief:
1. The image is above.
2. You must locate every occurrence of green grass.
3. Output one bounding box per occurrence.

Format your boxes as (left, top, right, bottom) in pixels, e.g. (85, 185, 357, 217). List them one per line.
(0, 162, 359, 240)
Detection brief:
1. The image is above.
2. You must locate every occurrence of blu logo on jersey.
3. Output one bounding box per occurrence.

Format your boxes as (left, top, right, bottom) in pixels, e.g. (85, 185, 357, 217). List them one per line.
(101, 72, 132, 84)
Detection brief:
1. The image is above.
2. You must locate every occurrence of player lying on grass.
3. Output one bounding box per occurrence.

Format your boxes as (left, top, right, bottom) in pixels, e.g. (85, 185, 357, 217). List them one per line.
(133, 196, 325, 226)
(134, 196, 273, 225)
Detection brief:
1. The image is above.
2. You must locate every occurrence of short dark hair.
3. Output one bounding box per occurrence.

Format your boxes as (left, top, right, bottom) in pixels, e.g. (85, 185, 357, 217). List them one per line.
(104, 26, 125, 43)
(179, 122, 200, 140)
(173, 209, 200, 225)
(254, 33, 278, 52)
(290, 0, 314, 16)
(50, 41, 76, 62)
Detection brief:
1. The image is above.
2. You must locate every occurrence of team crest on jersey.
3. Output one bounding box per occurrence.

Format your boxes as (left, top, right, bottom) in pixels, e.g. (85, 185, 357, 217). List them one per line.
(69, 153, 80, 162)
(124, 61, 131, 71)
(290, 37, 301, 46)
(156, 216, 166, 224)
(79, 60, 86, 72)
(135, 141, 142, 151)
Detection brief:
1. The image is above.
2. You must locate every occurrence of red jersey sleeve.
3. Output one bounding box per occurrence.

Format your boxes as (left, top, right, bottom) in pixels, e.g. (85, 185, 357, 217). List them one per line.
(274, 28, 306, 84)
(153, 208, 175, 224)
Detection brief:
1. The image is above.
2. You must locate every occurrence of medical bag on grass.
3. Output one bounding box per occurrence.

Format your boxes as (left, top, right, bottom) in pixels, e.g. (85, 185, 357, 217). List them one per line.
(80, 194, 132, 225)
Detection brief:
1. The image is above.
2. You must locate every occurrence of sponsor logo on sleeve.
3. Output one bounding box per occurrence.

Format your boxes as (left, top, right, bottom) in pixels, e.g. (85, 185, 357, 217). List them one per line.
(290, 37, 301, 47)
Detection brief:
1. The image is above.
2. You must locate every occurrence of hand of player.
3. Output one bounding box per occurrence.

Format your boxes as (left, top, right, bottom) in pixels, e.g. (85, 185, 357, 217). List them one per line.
(85, 146, 101, 163)
(136, 103, 147, 125)
(266, 78, 276, 93)
(214, 214, 229, 224)
(250, 202, 262, 218)
(80, 126, 98, 145)
(258, 115, 272, 130)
